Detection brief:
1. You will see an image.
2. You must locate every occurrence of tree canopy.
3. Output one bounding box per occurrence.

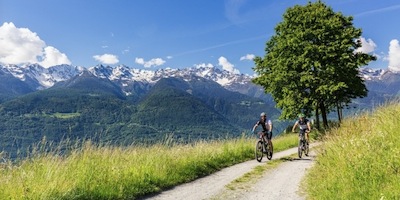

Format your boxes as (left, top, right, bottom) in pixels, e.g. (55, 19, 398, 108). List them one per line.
(252, 1, 376, 128)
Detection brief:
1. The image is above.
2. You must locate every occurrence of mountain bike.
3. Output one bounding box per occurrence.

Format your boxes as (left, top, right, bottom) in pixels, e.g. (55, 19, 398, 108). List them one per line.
(298, 130, 309, 158)
(255, 131, 273, 162)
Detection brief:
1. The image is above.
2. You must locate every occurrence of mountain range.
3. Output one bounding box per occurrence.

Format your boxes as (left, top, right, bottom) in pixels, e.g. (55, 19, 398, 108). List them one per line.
(0, 63, 399, 157)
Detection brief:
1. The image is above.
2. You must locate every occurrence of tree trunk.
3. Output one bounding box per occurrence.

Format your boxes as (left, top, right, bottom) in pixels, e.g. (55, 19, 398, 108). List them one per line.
(320, 101, 329, 129)
(315, 106, 320, 130)
(336, 102, 342, 123)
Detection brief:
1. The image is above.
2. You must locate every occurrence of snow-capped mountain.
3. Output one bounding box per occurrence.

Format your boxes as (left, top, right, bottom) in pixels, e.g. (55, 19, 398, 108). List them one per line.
(1, 63, 398, 100)
(1, 64, 85, 90)
(0, 64, 253, 96)
(359, 67, 387, 80)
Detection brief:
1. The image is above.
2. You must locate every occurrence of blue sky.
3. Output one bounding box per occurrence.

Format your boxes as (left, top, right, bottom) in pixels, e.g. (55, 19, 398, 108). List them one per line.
(1, 0, 400, 75)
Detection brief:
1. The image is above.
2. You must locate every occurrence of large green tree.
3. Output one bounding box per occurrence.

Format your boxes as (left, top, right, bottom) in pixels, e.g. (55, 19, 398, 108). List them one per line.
(252, 1, 376, 129)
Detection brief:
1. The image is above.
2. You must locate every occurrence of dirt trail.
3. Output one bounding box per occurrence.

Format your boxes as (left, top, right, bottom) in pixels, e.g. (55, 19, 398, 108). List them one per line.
(142, 143, 319, 200)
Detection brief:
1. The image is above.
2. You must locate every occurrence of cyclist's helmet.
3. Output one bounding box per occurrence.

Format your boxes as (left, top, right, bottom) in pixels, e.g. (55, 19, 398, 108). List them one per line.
(260, 112, 266, 117)
(298, 113, 305, 118)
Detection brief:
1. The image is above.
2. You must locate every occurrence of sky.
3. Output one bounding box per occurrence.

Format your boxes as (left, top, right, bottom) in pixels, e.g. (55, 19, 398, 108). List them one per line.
(1, 0, 400, 75)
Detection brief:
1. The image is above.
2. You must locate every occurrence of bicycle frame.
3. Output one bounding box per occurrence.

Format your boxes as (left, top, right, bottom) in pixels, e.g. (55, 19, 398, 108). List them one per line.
(258, 131, 269, 143)
(299, 131, 307, 144)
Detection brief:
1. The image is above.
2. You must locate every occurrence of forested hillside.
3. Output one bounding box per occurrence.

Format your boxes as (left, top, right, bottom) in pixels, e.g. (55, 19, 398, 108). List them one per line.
(0, 76, 283, 158)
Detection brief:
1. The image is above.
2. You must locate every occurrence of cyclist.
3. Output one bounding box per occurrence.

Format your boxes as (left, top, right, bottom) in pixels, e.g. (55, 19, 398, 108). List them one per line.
(292, 113, 311, 144)
(252, 112, 273, 150)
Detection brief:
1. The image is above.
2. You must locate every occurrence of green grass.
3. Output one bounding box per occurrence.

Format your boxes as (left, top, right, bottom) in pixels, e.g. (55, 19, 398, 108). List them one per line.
(23, 112, 81, 119)
(0, 133, 298, 200)
(305, 102, 400, 200)
(51, 112, 81, 119)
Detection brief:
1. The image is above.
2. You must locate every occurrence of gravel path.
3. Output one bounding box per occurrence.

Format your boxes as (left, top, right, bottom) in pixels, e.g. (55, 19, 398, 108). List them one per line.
(220, 152, 316, 200)
(142, 143, 319, 200)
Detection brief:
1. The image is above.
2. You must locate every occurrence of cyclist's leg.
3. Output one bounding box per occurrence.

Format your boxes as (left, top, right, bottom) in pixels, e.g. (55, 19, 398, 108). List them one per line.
(262, 131, 269, 152)
(299, 130, 305, 143)
(298, 130, 301, 140)
(261, 131, 266, 141)
(260, 131, 266, 142)
(306, 130, 310, 144)
(256, 132, 265, 152)
(298, 133, 301, 147)
(258, 131, 264, 150)
(267, 131, 272, 145)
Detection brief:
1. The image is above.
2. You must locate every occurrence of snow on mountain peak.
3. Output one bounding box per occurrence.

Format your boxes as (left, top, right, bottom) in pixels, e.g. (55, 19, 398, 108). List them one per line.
(359, 67, 386, 80)
(1, 63, 252, 92)
(1, 64, 26, 80)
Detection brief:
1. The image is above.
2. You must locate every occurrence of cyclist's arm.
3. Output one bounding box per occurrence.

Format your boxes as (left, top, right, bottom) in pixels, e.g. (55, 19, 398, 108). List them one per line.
(252, 122, 259, 133)
(252, 125, 257, 133)
(307, 121, 311, 132)
(292, 121, 298, 132)
(267, 120, 272, 133)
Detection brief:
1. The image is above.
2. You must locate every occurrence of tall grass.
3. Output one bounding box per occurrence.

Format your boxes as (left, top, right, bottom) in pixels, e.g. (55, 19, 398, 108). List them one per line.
(305, 102, 400, 199)
(0, 133, 298, 199)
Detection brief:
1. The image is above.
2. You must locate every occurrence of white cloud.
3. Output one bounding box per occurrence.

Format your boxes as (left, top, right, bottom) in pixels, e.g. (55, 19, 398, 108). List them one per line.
(388, 39, 400, 72)
(135, 57, 145, 65)
(135, 57, 166, 68)
(240, 54, 255, 61)
(93, 54, 119, 65)
(218, 56, 240, 74)
(0, 22, 71, 67)
(355, 37, 377, 53)
(40, 46, 71, 68)
(0, 22, 44, 64)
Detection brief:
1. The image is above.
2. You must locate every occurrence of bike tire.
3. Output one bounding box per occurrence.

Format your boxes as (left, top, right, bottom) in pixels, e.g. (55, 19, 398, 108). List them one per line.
(298, 140, 303, 158)
(255, 140, 263, 162)
(266, 141, 273, 160)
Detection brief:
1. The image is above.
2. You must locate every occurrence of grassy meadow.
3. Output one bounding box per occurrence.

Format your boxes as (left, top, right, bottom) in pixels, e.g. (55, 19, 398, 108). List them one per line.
(4, 99, 399, 200)
(0, 133, 298, 199)
(305, 102, 400, 199)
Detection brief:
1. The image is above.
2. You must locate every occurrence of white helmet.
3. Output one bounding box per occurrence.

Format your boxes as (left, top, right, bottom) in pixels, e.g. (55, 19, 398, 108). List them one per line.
(260, 112, 266, 117)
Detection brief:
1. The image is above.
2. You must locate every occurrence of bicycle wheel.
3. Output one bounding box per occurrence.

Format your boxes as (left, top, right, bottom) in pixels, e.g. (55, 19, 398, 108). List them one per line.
(255, 140, 263, 162)
(298, 140, 303, 158)
(266, 141, 273, 160)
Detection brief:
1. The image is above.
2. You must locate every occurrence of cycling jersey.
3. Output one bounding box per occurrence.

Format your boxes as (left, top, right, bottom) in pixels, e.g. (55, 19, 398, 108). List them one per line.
(296, 119, 310, 131)
(254, 119, 272, 132)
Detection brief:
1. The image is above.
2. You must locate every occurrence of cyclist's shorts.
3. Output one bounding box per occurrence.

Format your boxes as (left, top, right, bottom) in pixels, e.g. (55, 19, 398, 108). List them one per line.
(299, 129, 308, 136)
(262, 131, 272, 140)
